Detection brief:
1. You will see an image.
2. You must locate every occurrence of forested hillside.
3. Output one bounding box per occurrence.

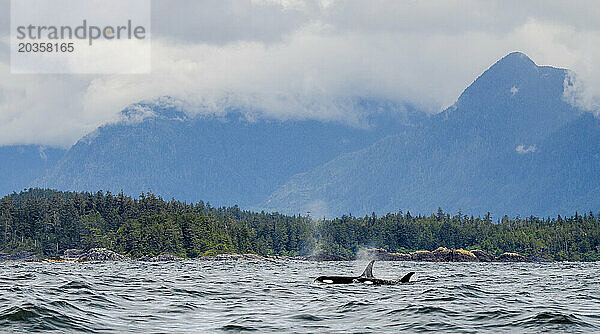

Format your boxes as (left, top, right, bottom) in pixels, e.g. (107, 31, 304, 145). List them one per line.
(33, 97, 419, 207)
(1, 189, 599, 261)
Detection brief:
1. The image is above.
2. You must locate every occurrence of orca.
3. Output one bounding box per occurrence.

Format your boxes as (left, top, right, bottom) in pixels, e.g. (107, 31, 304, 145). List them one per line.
(314, 260, 414, 285)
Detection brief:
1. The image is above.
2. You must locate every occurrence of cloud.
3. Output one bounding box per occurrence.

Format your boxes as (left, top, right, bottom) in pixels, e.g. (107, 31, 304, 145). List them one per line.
(151, 0, 317, 44)
(0, 63, 105, 146)
(2, 0, 600, 146)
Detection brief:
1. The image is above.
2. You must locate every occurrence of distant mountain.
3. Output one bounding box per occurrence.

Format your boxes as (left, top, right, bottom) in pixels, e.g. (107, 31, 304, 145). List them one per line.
(0, 145, 65, 195)
(7, 51, 597, 218)
(262, 52, 594, 217)
(34, 97, 421, 206)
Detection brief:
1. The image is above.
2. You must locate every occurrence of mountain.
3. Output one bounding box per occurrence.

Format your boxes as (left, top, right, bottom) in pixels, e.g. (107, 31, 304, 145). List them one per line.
(501, 113, 600, 214)
(34, 97, 421, 207)
(0, 145, 65, 195)
(8, 51, 597, 218)
(262, 52, 593, 217)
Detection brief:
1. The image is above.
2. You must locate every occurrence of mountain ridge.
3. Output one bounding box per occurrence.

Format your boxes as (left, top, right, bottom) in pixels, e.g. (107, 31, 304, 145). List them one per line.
(261, 52, 594, 217)
(32, 98, 418, 207)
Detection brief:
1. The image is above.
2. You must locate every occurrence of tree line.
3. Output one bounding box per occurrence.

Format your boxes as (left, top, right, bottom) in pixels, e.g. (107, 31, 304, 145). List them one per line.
(1, 189, 599, 261)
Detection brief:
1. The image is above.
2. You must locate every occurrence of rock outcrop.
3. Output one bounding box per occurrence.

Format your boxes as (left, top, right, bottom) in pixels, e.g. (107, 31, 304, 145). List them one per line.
(470, 250, 495, 262)
(409, 250, 438, 262)
(432, 247, 478, 262)
(138, 254, 184, 262)
(62, 248, 129, 261)
(304, 253, 349, 261)
(354, 248, 541, 262)
(497, 252, 527, 262)
(201, 253, 275, 261)
(83, 248, 129, 261)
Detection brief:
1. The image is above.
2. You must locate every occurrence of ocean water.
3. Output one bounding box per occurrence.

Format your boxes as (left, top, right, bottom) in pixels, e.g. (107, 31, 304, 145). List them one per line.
(1, 260, 599, 333)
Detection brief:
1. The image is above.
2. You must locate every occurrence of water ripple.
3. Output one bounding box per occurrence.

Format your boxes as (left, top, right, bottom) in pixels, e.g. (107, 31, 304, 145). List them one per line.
(0, 261, 599, 333)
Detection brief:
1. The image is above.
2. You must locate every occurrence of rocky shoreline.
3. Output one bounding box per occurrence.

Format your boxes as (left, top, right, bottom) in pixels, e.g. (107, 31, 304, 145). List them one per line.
(0, 247, 553, 263)
(354, 247, 551, 263)
(297, 247, 551, 262)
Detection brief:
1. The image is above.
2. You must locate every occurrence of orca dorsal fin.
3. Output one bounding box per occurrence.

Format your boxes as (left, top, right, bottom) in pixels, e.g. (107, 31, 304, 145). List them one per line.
(361, 260, 375, 278)
(400, 272, 415, 283)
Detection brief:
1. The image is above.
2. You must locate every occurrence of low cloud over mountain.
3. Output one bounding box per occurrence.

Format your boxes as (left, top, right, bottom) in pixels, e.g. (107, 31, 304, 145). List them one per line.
(0, 52, 596, 218)
(2, 1, 600, 146)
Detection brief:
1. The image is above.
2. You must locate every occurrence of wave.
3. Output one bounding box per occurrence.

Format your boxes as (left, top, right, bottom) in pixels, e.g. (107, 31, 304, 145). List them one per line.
(339, 300, 372, 311)
(60, 280, 94, 290)
(515, 312, 594, 328)
(291, 314, 324, 321)
(0, 303, 96, 332)
(221, 324, 259, 331)
(387, 304, 459, 316)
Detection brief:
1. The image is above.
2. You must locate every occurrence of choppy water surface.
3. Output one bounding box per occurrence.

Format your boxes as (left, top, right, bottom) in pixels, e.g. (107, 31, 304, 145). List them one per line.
(1, 261, 599, 333)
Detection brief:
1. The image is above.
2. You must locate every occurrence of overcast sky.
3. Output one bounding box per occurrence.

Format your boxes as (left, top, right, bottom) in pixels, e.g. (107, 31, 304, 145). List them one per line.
(1, 0, 600, 147)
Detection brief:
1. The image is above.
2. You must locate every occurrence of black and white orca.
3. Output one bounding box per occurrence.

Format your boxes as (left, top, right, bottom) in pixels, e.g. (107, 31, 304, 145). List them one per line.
(314, 260, 414, 285)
